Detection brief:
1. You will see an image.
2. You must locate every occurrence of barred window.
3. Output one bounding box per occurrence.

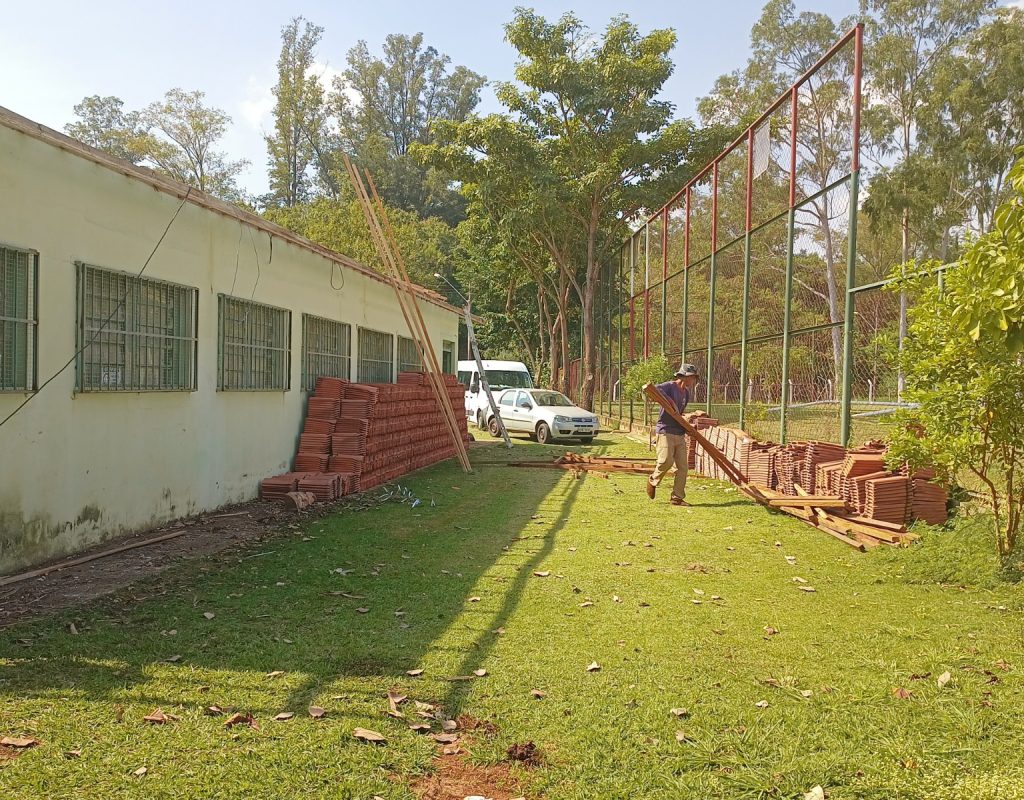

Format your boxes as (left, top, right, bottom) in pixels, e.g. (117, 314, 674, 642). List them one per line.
(442, 340, 455, 374)
(0, 245, 38, 392)
(218, 295, 291, 391)
(397, 335, 422, 373)
(302, 314, 351, 390)
(76, 263, 198, 392)
(357, 327, 394, 383)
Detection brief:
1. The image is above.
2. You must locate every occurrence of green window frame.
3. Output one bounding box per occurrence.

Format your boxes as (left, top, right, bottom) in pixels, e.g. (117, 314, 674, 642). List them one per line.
(217, 295, 291, 391)
(302, 313, 351, 391)
(76, 262, 198, 392)
(397, 334, 422, 373)
(442, 340, 455, 374)
(357, 327, 394, 383)
(0, 244, 38, 393)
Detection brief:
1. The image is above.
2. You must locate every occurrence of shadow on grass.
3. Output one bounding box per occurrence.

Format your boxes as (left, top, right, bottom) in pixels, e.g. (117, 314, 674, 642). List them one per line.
(0, 450, 586, 722)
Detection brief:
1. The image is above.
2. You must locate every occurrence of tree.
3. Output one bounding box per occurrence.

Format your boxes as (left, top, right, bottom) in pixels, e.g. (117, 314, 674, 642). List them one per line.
(423, 10, 698, 408)
(265, 16, 330, 207)
(141, 89, 249, 201)
(886, 151, 1024, 562)
(64, 95, 154, 164)
(859, 0, 994, 394)
(327, 33, 485, 222)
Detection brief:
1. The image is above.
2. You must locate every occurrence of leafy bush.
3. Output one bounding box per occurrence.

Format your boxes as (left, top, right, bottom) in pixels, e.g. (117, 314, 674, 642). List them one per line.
(886, 149, 1024, 564)
(621, 354, 672, 401)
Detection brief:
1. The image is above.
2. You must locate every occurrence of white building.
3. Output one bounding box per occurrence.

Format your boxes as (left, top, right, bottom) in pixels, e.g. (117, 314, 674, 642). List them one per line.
(0, 106, 460, 573)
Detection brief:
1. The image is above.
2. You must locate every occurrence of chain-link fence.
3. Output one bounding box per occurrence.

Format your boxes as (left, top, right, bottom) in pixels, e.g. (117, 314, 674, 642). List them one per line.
(586, 25, 922, 447)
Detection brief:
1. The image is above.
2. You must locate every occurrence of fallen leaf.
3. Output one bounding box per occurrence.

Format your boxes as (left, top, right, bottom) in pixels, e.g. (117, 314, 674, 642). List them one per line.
(586, 662, 601, 672)
(798, 586, 816, 593)
(803, 787, 825, 800)
(892, 687, 913, 700)
(675, 730, 692, 743)
(693, 588, 705, 596)
(356, 607, 370, 614)
(613, 595, 621, 603)
(164, 654, 183, 663)
(0, 736, 39, 748)
(143, 708, 178, 724)
(785, 556, 797, 564)
(692, 599, 702, 605)
(306, 705, 326, 719)
(431, 732, 459, 744)
(133, 767, 147, 777)
(755, 700, 769, 709)
(493, 627, 505, 635)
(64, 749, 82, 759)
(764, 626, 780, 637)
(441, 719, 458, 732)
(801, 690, 813, 699)
(995, 659, 1011, 671)
(409, 722, 431, 733)
(442, 743, 461, 755)
(670, 707, 689, 718)
(274, 712, 295, 721)
(469, 597, 481, 603)
(266, 670, 285, 678)
(531, 689, 546, 699)
(205, 705, 224, 716)
(533, 571, 550, 578)
(203, 612, 215, 620)
(793, 576, 808, 584)
(474, 669, 487, 677)
(68, 623, 79, 635)
(580, 600, 594, 608)
(353, 728, 386, 744)
(406, 668, 424, 677)
(937, 671, 952, 688)
(224, 712, 258, 729)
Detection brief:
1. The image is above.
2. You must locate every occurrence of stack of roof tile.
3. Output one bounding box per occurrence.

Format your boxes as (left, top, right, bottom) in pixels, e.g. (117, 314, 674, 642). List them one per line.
(814, 460, 846, 497)
(864, 475, 912, 525)
(800, 442, 847, 493)
(912, 470, 948, 525)
(260, 371, 469, 506)
(838, 452, 887, 507)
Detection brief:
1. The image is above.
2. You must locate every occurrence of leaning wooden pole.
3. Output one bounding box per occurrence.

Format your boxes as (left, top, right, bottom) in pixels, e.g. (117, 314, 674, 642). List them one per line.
(358, 168, 470, 472)
(342, 156, 471, 473)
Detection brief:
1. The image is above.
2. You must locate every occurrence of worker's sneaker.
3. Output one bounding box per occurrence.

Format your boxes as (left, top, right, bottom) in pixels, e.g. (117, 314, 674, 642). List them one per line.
(670, 496, 690, 506)
(645, 481, 656, 500)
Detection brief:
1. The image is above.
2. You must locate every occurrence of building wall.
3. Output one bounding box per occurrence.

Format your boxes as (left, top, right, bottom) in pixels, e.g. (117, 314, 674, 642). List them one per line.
(0, 123, 458, 573)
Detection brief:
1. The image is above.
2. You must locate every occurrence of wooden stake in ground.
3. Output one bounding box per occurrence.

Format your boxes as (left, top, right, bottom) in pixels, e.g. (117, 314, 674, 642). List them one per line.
(341, 156, 471, 473)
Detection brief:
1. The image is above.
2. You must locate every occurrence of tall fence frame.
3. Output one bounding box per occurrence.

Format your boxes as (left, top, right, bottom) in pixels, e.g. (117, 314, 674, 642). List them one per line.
(592, 25, 878, 446)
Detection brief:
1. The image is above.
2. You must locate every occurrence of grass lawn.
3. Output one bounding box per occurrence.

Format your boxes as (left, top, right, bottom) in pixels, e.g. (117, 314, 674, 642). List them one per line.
(3, 433, 1024, 799)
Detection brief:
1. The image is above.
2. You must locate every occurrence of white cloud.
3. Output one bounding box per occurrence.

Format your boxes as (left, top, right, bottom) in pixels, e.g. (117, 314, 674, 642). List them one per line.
(1007, 0, 1024, 9)
(239, 75, 274, 134)
(307, 61, 344, 93)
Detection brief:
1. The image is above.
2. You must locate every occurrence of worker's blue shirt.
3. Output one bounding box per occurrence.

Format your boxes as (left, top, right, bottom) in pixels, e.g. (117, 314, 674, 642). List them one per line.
(655, 381, 690, 436)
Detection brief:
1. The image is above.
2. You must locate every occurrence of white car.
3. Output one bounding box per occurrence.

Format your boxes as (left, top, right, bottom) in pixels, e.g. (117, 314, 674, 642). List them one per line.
(487, 388, 600, 444)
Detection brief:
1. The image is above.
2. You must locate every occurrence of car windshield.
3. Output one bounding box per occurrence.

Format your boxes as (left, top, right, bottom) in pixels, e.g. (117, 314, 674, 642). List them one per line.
(531, 391, 574, 407)
(485, 370, 533, 390)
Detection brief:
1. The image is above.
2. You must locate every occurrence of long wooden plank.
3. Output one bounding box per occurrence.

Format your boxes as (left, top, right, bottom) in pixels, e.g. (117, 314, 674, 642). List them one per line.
(642, 383, 766, 502)
(766, 497, 849, 509)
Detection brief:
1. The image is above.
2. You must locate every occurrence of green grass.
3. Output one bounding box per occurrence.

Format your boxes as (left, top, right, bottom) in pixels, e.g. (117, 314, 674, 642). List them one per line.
(3, 434, 1024, 799)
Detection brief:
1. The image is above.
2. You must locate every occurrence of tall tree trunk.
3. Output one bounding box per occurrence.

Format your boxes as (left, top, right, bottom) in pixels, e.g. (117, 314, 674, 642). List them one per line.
(579, 207, 601, 411)
(815, 198, 843, 393)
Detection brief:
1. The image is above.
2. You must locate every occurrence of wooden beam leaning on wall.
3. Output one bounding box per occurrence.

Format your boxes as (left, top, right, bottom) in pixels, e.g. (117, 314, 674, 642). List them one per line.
(342, 155, 472, 473)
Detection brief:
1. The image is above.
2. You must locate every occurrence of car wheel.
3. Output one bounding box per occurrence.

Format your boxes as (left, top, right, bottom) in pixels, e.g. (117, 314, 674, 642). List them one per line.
(488, 416, 502, 438)
(536, 422, 551, 445)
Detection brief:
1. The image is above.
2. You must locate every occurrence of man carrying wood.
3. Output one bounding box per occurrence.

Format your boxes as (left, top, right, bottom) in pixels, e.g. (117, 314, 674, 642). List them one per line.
(646, 364, 700, 506)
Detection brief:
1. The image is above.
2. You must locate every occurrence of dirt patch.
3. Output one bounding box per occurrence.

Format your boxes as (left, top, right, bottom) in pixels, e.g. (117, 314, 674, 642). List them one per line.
(411, 753, 526, 800)
(506, 741, 542, 767)
(456, 714, 499, 737)
(0, 493, 380, 629)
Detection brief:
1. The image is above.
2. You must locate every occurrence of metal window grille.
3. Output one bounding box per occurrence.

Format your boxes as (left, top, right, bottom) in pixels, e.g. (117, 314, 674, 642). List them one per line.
(0, 245, 38, 392)
(302, 314, 351, 390)
(76, 262, 198, 392)
(217, 295, 291, 391)
(397, 335, 422, 373)
(357, 327, 394, 383)
(442, 340, 455, 374)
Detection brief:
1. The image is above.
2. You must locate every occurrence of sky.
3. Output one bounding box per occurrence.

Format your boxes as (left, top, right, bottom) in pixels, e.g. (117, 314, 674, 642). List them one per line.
(1, 0, 1015, 197)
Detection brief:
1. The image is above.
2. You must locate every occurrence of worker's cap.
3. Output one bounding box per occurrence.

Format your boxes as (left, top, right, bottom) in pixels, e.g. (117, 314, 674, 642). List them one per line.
(675, 363, 699, 378)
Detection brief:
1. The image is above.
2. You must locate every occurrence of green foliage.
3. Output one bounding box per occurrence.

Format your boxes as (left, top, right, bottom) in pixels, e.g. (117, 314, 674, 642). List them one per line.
(66, 90, 249, 201)
(621, 354, 672, 401)
(885, 151, 1024, 560)
(263, 197, 454, 289)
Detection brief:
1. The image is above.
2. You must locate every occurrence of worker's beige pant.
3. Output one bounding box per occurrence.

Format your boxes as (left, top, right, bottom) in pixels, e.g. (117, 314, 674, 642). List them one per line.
(649, 433, 689, 500)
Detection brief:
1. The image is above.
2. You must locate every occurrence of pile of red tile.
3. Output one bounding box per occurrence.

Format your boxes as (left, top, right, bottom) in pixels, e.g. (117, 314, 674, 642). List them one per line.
(260, 372, 469, 506)
(687, 420, 950, 531)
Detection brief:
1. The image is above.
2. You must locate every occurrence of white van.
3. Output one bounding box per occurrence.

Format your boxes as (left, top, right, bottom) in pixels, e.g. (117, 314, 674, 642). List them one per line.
(457, 359, 534, 429)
